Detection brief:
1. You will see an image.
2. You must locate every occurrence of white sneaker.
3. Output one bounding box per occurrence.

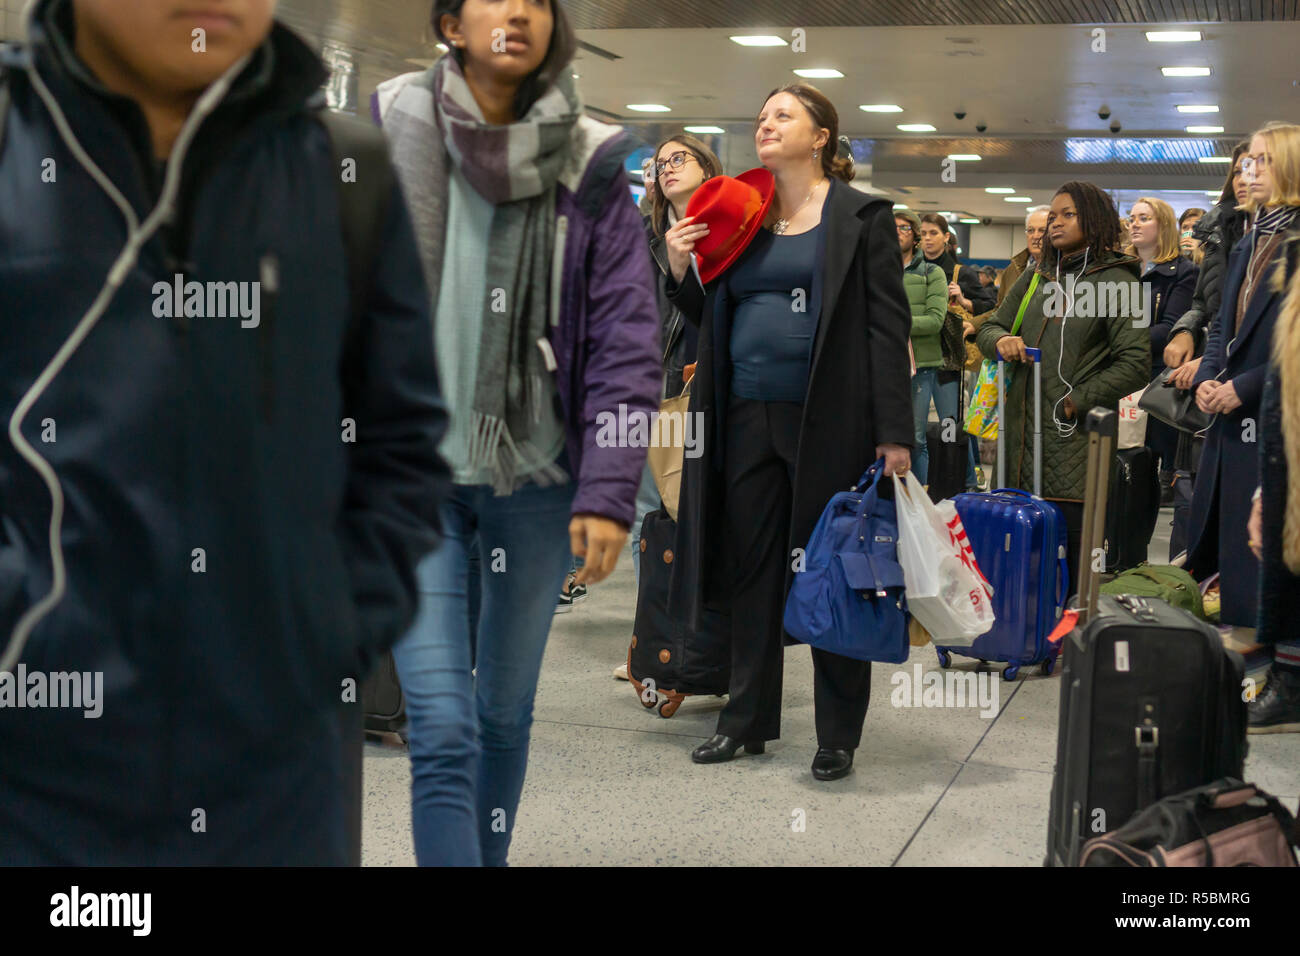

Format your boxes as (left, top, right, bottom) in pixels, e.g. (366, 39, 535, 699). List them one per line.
(613, 662, 629, 681)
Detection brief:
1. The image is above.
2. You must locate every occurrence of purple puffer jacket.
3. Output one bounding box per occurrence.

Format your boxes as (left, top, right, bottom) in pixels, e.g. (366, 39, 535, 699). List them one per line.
(373, 83, 660, 527)
(547, 123, 661, 527)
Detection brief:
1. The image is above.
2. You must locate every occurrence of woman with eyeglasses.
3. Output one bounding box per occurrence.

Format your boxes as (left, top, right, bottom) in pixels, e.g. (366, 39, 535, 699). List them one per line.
(375, 0, 660, 866)
(625, 136, 723, 582)
(661, 84, 914, 781)
(1161, 142, 1252, 558)
(1187, 122, 1300, 640)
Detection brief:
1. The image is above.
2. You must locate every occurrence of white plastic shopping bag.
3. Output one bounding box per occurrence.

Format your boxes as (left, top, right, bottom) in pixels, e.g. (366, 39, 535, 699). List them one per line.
(893, 473, 995, 647)
(1118, 386, 1148, 449)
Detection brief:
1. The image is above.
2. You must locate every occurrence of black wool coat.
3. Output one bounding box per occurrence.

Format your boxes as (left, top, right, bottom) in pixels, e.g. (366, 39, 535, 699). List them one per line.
(663, 180, 915, 628)
(1187, 231, 1290, 626)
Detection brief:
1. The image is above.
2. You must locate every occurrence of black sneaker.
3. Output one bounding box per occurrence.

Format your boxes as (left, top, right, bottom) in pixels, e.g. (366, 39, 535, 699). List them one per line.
(555, 573, 587, 614)
(1247, 665, 1300, 734)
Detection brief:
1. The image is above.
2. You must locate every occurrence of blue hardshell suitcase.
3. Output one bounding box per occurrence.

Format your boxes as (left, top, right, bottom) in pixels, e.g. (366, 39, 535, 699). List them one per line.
(937, 350, 1069, 679)
(943, 489, 1068, 678)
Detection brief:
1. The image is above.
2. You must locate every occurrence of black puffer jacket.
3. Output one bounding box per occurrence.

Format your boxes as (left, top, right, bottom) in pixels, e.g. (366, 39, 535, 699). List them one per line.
(645, 218, 698, 399)
(1167, 198, 1248, 353)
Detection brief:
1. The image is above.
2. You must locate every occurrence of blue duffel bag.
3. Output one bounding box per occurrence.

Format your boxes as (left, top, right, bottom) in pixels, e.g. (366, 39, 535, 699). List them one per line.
(783, 459, 909, 663)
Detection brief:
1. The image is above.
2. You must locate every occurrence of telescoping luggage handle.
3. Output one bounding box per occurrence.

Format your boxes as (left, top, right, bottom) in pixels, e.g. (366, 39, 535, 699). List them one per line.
(1076, 407, 1118, 624)
(995, 347, 1043, 495)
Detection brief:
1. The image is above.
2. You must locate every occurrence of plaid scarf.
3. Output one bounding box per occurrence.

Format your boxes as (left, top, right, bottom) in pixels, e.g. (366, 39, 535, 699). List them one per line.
(384, 57, 581, 493)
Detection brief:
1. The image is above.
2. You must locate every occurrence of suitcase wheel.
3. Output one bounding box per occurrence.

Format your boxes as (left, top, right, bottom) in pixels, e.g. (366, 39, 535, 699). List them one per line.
(1002, 664, 1020, 681)
(936, 649, 952, 669)
(1039, 656, 1056, 677)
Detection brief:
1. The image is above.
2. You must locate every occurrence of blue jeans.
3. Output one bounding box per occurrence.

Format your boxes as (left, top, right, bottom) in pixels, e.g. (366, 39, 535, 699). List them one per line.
(629, 460, 661, 588)
(392, 479, 576, 866)
(910, 368, 960, 486)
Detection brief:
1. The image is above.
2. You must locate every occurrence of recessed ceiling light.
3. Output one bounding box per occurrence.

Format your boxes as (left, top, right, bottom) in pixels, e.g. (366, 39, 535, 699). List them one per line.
(1177, 104, 1219, 113)
(946, 154, 982, 161)
(794, 69, 844, 79)
(985, 187, 1015, 194)
(1186, 125, 1225, 134)
(1198, 156, 1231, 163)
(684, 126, 725, 134)
(959, 218, 980, 224)
(893, 203, 909, 209)
(1206, 190, 1221, 196)
(897, 123, 937, 132)
(572, 73, 580, 79)
(1162, 66, 1211, 77)
(1005, 196, 1033, 203)
(1146, 31, 1202, 42)
(730, 35, 787, 46)
(627, 104, 671, 112)
(435, 43, 448, 53)
(861, 104, 903, 113)
(937, 211, 956, 218)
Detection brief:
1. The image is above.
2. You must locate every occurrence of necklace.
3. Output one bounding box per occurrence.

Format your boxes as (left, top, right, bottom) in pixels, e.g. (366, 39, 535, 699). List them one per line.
(772, 178, 826, 235)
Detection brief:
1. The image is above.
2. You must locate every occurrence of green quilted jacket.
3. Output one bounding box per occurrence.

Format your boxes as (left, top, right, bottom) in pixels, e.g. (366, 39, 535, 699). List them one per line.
(903, 252, 949, 368)
(975, 249, 1150, 501)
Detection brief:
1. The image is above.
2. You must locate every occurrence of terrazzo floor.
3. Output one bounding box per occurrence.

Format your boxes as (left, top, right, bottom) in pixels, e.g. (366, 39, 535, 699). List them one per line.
(359, 506, 1300, 866)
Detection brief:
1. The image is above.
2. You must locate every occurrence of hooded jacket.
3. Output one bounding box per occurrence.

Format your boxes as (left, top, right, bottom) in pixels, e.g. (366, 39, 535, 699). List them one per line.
(1167, 198, 1249, 352)
(0, 0, 448, 863)
(976, 249, 1150, 500)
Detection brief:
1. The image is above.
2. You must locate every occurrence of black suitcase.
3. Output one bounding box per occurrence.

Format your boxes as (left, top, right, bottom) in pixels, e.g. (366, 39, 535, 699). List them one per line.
(1046, 408, 1247, 867)
(925, 418, 967, 502)
(362, 652, 406, 738)
(1103, 446, 1160, 572)
(627, 509, 729, 717)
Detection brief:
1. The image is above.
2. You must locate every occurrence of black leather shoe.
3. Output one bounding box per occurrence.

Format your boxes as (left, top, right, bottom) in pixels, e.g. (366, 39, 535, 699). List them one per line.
(1248, 665, 1300, 734)
(811, 748, 854, 781)
(691, 734, 765, 763)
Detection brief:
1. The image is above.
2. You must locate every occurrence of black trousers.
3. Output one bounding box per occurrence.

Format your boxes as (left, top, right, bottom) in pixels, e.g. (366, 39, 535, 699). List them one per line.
(718, 396, 873, 749)
(1051, 499, 1085, 601)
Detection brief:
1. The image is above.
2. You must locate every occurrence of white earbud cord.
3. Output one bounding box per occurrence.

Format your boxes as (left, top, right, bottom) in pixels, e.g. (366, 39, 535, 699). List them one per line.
(1052, 247, 1089, 438)
(1, 0, 250, 673)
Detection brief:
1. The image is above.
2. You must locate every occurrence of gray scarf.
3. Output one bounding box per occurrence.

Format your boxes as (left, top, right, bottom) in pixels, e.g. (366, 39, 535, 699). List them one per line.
(384, 57, 581, 492)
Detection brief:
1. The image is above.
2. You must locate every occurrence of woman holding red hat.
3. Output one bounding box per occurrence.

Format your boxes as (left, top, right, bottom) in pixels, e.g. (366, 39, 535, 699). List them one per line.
(663, 84, 915, 781)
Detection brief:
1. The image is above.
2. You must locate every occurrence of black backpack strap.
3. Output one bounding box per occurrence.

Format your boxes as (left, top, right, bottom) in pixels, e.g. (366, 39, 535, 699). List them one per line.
(317, 109, 396, 344)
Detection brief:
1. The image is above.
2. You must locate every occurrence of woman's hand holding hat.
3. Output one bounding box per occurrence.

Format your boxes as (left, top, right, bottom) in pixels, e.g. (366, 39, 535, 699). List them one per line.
(665, 216, 709, 284)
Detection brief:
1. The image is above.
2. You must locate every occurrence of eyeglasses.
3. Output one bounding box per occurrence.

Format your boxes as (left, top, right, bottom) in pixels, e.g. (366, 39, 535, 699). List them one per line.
(896, 223, 913, 234)
(1241, 153, 1271, 179)
(655, 151, 697, 178)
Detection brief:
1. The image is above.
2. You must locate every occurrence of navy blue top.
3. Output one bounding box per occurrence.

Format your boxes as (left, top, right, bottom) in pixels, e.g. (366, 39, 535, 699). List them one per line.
(727, 224, 823, 402)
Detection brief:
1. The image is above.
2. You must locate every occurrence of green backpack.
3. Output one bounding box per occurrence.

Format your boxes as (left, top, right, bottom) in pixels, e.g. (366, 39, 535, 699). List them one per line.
(1100, 564, 1205, 619)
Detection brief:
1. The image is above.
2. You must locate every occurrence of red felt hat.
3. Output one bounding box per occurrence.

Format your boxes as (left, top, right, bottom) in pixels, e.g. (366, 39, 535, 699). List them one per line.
(683, 167, 775, 286)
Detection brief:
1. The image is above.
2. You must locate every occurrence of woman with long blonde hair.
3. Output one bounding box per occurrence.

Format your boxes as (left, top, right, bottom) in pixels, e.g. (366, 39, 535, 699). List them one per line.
(1126, 196, 1199, 502)
(1187, 121, 1300, 645)
(1247, 234, 1300, 733)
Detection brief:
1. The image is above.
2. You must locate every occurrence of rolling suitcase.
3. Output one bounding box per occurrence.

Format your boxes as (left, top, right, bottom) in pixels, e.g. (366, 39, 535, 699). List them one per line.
(938, 350, 1069, 680)
(1103, 446, 1160, 572)
(1046, 407, 1247, 867)
(627, 508, 729, 717)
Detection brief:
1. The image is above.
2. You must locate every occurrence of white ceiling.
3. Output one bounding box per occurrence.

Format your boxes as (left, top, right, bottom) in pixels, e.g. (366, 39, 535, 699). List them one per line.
(4, 1, 1297, 222)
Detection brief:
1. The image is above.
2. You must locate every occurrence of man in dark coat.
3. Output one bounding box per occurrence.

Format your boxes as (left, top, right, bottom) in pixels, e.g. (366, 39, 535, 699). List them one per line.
(0, 0, 448, 863)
